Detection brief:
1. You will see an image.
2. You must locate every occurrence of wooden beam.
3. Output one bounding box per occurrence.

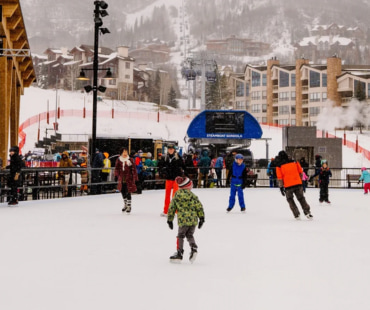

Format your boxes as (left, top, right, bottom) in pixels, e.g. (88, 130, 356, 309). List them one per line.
(10, 27, 24, 41)
(7, 13, 21, 30)
(2, 4, 18, 18)
(13, 37, 26, 49)
(0, 56, 9, 165)
(19, 58, 31, 71)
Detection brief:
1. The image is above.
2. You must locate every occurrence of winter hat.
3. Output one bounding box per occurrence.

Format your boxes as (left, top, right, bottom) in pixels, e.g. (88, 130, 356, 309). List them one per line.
(104, 152, 109, 158)
(235, 153, 244, 160)
(167, 144, 175, 149)
(278, 150, 289, 160)
(175, 176, 193, 190)
(9, 146, 19, 153)
(146, 152, 152, 158)
(361, 167, 367, 171)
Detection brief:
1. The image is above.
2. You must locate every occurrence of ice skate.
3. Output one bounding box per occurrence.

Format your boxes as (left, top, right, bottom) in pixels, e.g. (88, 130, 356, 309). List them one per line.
(189, 248, 198, 263)
(170, 249, 183, 263)
(306, 213, 313, 220)
(126, 201, 132, 213)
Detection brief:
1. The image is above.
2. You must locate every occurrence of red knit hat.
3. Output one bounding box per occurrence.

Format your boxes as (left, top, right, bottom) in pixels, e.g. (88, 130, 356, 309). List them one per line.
(175, 176, 193, 190)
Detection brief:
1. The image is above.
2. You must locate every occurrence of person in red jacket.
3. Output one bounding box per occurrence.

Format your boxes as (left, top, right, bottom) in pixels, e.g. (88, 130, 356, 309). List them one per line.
(276, 150, 313, 220)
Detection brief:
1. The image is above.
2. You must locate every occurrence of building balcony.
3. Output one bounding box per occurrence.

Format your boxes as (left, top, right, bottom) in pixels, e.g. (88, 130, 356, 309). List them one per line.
(302, 86, 309, 93)
(273, 85, 278, 92)
(273, 112, 279, 117)
(302, 113, 309, 119)
(273, 98, 278, 106)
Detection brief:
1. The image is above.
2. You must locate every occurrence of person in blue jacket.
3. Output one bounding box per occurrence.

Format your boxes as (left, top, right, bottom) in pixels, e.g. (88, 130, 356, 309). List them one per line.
(359, 167, 370, 194)
(226, 153, 247, 213)
(214, 154, 224, 188)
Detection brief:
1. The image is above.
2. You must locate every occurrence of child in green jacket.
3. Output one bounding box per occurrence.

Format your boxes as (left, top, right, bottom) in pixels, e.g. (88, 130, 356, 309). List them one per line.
(167, 176, 205, 263)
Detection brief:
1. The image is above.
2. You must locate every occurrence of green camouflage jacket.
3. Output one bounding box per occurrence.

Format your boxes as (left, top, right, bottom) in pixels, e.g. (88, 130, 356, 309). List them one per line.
(168, 189, 205, 227)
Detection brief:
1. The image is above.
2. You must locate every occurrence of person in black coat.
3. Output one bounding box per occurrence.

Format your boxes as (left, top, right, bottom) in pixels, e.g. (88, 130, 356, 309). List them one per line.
(6, 146, 23, 205)
(161, 144, 185, 216)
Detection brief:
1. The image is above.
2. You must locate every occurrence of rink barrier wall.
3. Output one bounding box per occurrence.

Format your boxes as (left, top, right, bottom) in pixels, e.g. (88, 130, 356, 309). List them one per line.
(0, 166, 366, 203)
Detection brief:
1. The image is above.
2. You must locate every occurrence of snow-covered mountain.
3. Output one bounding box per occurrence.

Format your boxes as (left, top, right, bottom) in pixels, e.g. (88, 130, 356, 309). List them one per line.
(20, 0, 370, 60)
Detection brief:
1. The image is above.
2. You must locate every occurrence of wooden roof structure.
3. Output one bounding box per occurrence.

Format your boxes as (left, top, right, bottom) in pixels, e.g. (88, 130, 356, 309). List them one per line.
(0, 0, 36, 163)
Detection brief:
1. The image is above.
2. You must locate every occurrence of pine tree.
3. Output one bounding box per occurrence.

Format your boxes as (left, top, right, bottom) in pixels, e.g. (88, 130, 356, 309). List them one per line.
(167, 86, 178, 109)
(355, 81, 366, 133)
(152, 69, 161, 105)
(205, 70, 231, 109)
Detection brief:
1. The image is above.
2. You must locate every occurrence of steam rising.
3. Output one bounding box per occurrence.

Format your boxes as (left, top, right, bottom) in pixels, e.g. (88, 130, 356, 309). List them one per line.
(316, 99, 370, 131)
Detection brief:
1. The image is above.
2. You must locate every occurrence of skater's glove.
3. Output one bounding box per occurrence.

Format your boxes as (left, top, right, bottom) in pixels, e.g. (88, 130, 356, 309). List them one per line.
(167, 221, 173, 230)
(198, 218, 205, 229)
(280, 187, 286, 196)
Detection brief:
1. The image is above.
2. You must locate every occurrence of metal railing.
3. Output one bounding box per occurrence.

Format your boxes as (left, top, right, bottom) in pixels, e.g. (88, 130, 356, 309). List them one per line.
(0, 166, 365, 203)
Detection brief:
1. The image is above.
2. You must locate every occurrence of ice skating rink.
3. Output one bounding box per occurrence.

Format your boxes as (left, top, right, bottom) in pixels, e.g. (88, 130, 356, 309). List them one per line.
(0, 187, 369, 310)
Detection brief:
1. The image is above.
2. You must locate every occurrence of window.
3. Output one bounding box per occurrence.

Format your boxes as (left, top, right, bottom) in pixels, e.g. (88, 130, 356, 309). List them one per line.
(322, 73, 327, 87)
(236, 81, 244, 97)
(291, 106, 296, 114)
(252, 71, 261, 87)
(262, 74, 267, 86)
(309, 70, 320, 87)
(309, 107, 320, 116)
(368, 83, 370, 98)
(278, 119, 289, 125)
(291, 74, 296, 87)
(279, 105, 290, 115)
(262, 90, 267, 99)
(252, 104, 261, 113)
(279, 71, 289, 87)
(108, 79, 116, 85)
(322, 92, 327, 101)
(291, 119, 296, 125)
(246, 83, 250, 96)
(235, 101, 245, 109)
(309, 92, 320, 102)
(354, 80, 366, 98)
(262, 117, 267, 123)
(262, 104, 267, 112)
(291, 91, 296, 100)
(279, 92, 289, 101)
(251, 91, 260, 100)
(126, 62, 131, 69)
(125, 75, 130, 79)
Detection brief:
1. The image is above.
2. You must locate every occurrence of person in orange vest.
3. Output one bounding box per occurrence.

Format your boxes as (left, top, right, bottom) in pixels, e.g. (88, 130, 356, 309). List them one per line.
(101, 152, 111, 193)
(276, 150, 313, 220)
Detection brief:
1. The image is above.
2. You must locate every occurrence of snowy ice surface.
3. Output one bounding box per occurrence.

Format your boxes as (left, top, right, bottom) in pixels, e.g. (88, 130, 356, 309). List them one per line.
(0, 187, 369, 310)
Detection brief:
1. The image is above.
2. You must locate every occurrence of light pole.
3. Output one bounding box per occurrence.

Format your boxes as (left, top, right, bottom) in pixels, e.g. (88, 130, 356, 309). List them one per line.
(79, 1, 110, 164)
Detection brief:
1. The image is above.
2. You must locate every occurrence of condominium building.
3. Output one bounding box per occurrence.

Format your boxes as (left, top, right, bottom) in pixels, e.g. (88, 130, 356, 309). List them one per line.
(230, 56, 370, 127)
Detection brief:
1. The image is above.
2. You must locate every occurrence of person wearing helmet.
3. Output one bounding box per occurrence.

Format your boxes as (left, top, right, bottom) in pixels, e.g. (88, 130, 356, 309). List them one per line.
(226, 153, 247, 213)
(276, 150, 313, 220)
(359, 167, 370, 194)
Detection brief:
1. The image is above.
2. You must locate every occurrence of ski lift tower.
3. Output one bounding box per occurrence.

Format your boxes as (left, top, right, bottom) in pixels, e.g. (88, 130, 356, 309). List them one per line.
(181, 51, 218, 111)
